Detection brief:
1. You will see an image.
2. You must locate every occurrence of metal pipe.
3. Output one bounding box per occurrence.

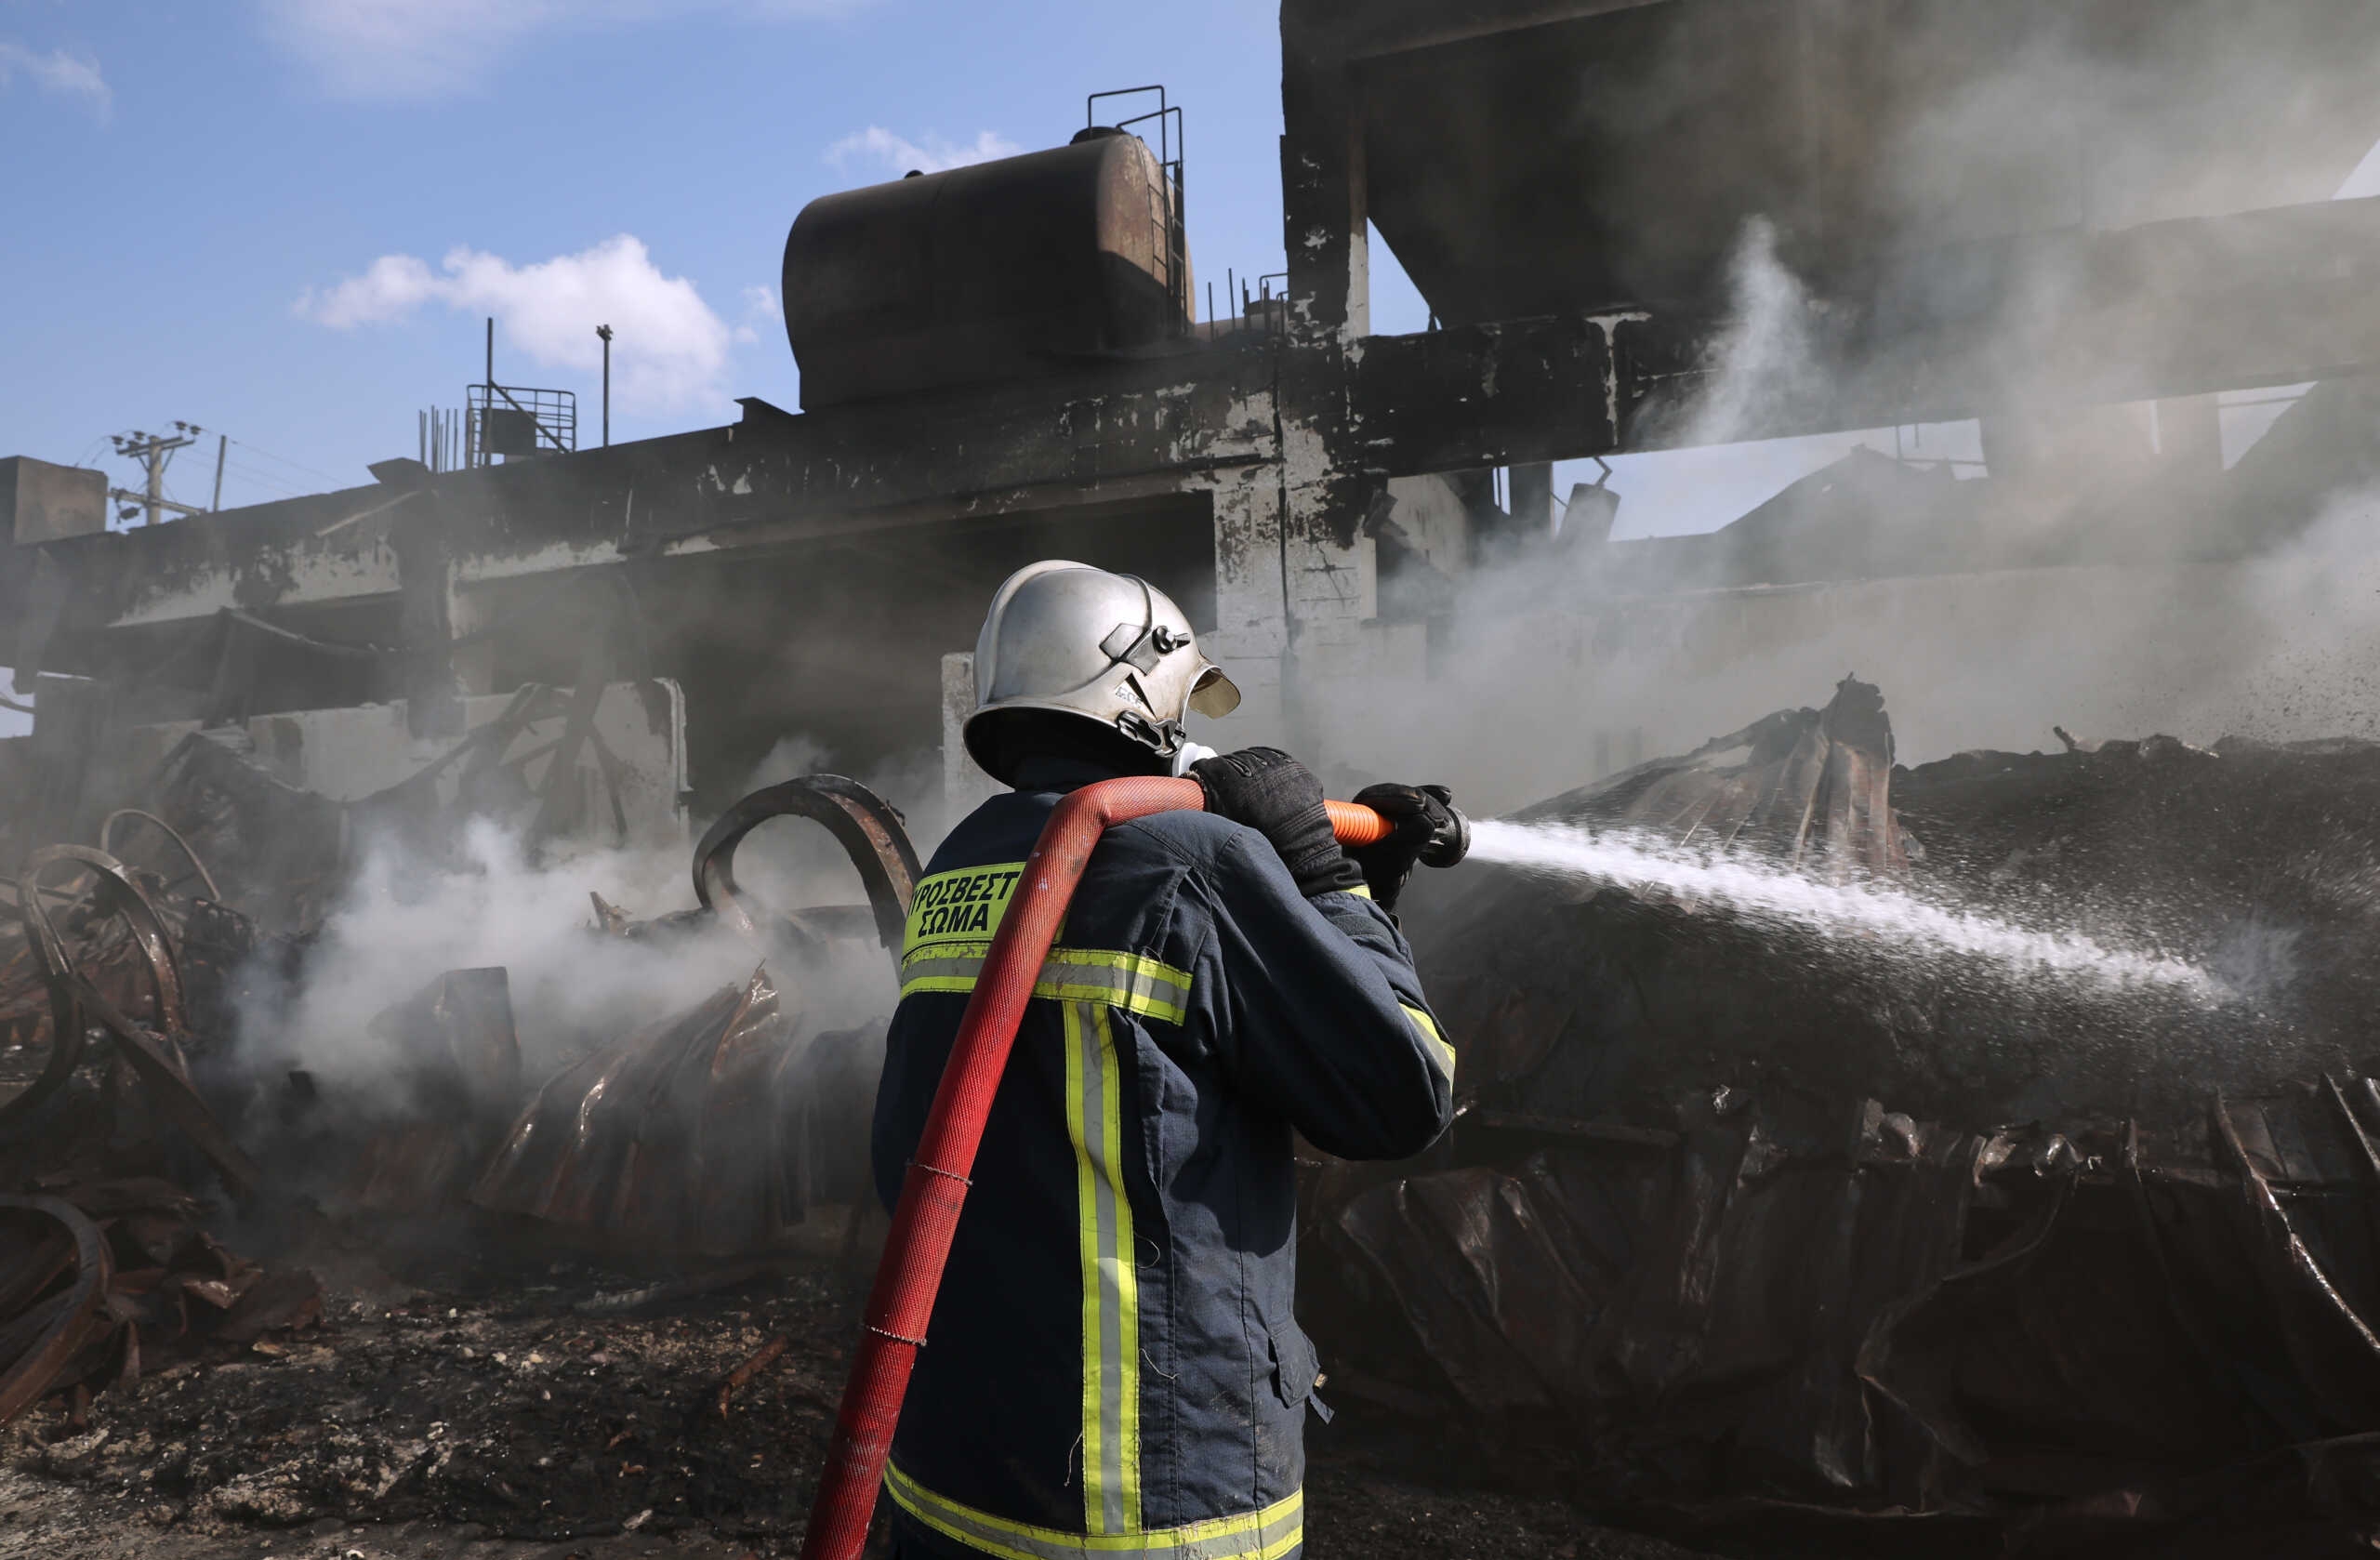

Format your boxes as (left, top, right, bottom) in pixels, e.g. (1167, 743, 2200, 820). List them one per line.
(596, 324, 614, 447)
(800, 778, 1395, 1560)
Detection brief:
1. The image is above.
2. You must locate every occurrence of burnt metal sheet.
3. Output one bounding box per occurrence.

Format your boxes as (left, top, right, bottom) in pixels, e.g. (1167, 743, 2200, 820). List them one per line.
(0, 1195, 107, 1428)
(1516, 677, 1906, 874)
(1313, 1091, 2380, 1535)
(470, 966, 881, 1257)
(0, 1182, 320, 1429)
(337, 968, 522, 1214)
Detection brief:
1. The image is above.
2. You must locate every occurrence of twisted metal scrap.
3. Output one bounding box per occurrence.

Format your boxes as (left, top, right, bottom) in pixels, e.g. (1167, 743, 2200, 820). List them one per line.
(692, 774, 923, 971)
(99, 809, 225, 905)
(7, 846, 258, 1197)
(0, 1195, 108, 1428)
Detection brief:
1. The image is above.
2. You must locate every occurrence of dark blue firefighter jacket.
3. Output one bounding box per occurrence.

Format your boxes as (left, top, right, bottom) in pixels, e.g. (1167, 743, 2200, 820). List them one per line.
(870, 770, 1456, 1560)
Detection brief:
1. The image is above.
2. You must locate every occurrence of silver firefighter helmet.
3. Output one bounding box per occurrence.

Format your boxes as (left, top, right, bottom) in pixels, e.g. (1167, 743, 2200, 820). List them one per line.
(964, 560, 1240, 780)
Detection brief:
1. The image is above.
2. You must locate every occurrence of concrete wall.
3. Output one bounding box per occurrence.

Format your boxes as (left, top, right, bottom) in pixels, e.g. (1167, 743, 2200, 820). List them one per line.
(0, 679, 691, 856)
(2, 457, 106, 546)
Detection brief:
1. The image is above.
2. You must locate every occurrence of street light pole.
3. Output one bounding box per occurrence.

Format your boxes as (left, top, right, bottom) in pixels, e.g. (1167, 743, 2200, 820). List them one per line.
(595, 324, 614, 448)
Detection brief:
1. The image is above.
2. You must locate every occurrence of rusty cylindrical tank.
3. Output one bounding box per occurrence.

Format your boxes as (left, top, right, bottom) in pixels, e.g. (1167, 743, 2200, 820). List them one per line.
(783, 128, 1191, 411)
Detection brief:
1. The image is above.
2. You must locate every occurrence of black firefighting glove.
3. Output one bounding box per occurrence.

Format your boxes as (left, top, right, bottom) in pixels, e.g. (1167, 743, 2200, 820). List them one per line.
(1191, 747, 1367, 899)
(1346, 782, 1459, 914)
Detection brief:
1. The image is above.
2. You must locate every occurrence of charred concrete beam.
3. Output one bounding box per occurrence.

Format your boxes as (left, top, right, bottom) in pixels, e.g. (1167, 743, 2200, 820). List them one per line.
(1280, 47, 1368, 344)
(19, 192, 2380, 658)
(1287, 0, 1672, 61)
(375, 461, 465, 738)
(1350, 317, 1623, 475)
(681, 346, 1282, 537)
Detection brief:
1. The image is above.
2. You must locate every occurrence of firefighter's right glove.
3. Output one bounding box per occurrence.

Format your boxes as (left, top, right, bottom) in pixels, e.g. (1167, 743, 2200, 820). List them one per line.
(1346, 782, 1457, 914)
(1191, 747, 1367, 899)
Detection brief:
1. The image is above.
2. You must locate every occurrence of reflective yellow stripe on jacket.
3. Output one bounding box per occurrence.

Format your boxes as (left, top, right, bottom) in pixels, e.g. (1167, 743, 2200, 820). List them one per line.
(899, 863, 1193, 1540)
(885, 1461, 1304, 1560)
(1400, 1003, 1456, 1081)
(902, 942, 1192, 1025)
(1066, 999, 1140, 1533)
(899, 862, 1193, 1025)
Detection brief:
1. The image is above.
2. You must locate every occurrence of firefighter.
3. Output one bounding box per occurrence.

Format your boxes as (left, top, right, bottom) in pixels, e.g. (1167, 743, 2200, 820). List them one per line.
(872, 560, 1458, 1560)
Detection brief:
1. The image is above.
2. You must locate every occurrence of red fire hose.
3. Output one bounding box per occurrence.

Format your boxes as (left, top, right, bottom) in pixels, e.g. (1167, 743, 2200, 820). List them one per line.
(799, 776, 1395, 1560)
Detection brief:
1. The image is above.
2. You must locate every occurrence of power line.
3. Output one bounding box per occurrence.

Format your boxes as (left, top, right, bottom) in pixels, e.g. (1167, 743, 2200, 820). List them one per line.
(218, 462, 308, 500)
(223, 436, 340, 486)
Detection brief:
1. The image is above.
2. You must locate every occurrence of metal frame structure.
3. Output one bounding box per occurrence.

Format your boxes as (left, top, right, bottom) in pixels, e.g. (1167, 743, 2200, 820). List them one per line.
(4, 0, 2379, 843)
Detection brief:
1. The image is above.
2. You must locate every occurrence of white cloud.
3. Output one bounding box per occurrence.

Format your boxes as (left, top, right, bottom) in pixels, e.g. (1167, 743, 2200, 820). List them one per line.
(301, 253, 443, 328)
(826, 126, 1021, 178)
(298, 236, 733, 413)
(0, 41, 112, 118)
(733, 284, 781, 345)
(258, 0, 865, 101)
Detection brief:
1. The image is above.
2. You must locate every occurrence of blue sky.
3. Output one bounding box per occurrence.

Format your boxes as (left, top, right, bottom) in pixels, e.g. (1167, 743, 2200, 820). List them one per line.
(3, 3, 2376, 742)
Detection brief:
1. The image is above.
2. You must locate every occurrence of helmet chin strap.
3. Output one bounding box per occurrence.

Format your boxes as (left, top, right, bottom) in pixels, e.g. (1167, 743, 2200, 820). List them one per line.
(1113, 710, 1215, 775)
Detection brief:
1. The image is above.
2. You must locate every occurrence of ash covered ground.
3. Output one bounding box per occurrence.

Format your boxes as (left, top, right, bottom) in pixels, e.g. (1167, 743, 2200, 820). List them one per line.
(0, 1231, 1719, 1560)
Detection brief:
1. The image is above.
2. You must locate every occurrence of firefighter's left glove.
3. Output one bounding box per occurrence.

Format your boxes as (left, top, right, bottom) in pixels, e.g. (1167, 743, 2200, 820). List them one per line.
(1192, 747, 1367, 899)
(1347, 783, 1458, 913)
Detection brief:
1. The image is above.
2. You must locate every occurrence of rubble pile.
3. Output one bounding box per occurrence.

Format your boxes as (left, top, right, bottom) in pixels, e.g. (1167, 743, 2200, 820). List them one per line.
(1310, 681, 2380, 1552)
(18, 682, 2380, 1554)
(0, 744, 921, 1459)
(0, 1183, 323, 1433)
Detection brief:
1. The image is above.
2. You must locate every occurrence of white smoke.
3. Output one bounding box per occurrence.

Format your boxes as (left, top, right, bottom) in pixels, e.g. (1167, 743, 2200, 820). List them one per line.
(1672, 218, 1824, 450)
(254, 822, 740, 1091)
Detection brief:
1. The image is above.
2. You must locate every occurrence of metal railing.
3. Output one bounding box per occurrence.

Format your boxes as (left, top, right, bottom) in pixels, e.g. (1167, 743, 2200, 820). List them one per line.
(466, 384, 577, 466)
(1090, 86, 1188, 337)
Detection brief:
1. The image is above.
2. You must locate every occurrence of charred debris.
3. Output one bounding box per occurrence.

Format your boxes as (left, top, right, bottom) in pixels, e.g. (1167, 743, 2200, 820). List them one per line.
(2, 685, 2380, 1553)
(7, 0, 2380, 1553)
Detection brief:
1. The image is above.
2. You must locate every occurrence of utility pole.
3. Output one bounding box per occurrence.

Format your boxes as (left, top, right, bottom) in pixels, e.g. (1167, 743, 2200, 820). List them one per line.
(108, 425, 200, 527)
(596, 324, 613, 447)
(211, 433, 227, 511)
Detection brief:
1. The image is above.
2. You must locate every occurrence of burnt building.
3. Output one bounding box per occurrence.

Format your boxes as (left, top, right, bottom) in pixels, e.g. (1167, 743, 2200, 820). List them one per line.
(5, 0, 2378, 843)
